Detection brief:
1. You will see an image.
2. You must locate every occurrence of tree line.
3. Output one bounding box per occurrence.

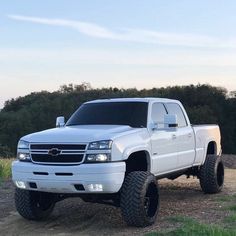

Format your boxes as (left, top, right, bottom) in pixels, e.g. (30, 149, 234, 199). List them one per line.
(0, 83, 235, 157)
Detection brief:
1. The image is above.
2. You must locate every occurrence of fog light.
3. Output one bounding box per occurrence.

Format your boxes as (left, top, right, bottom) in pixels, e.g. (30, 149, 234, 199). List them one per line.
(87, 184, 103, 192)
(15, 181, 26, 189)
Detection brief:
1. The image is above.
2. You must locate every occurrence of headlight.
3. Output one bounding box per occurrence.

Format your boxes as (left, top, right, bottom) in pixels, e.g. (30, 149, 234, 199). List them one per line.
(17, 140, 30, 149)
(85, 153, 111, 163)
(88, 140, 112, 150)
(17, 140, 31, 162)
(17, 152, 31, 162)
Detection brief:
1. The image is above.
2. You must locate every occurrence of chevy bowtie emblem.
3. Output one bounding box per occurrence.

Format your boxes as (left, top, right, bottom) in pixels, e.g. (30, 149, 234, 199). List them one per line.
(48, 148, 61, 156)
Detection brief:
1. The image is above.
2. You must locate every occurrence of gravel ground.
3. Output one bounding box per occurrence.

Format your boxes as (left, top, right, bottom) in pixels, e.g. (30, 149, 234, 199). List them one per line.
(0, 155, 235, 236)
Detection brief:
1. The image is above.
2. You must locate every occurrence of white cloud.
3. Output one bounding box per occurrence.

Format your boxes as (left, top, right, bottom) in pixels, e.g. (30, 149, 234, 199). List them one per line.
(7, 14, 235, 48)
(8, 15, 115, 39)
(1, 47, 236, 67)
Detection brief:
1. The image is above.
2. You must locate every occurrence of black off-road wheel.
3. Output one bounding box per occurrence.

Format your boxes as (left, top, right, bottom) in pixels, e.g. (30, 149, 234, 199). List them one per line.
(199, 154, 224, 194)
(15, 188, 56, 220)
(120, 171, 159, 227)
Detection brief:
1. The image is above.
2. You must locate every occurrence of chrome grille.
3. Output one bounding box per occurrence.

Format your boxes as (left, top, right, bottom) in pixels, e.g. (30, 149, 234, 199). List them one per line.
(30, 144, 86, 150)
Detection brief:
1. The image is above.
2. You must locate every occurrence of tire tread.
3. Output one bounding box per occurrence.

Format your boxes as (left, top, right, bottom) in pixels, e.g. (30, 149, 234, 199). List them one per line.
(120, 171, 159, 227)
(199, 154, 224, 194)
(15, 188, 54, 220)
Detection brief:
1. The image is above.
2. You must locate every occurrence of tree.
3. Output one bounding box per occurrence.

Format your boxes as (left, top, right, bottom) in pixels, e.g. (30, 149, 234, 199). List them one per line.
(0, 83, 235, 156)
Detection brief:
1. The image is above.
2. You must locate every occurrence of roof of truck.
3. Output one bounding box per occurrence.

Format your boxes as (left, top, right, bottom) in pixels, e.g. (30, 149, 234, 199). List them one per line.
(85, 97, 179, 104)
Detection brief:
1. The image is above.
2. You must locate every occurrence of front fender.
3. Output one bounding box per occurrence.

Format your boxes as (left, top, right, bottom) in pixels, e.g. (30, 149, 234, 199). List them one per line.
(122, 145, 150, 160)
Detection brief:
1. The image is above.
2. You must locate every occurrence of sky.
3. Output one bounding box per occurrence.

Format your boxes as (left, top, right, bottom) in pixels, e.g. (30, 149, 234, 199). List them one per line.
(0, 0, 236, 107)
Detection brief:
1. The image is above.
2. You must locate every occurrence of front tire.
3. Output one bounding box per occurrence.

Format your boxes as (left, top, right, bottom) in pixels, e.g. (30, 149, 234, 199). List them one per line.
(15, 188, 55, 220)
(199, 154, 224, 194)
(120, 171, 159, 227)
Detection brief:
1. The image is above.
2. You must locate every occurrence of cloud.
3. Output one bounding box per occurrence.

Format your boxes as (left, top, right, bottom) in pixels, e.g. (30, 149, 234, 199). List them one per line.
(8, 15, 115, 39)
(7, 14, 235, 48)
(1, 47, 236, 67)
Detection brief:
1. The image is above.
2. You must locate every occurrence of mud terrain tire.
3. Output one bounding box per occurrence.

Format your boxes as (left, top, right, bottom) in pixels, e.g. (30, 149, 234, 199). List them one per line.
(15, 188, 55, 220)
(199, 154, 224, 194)
(120, 171, 159, 227)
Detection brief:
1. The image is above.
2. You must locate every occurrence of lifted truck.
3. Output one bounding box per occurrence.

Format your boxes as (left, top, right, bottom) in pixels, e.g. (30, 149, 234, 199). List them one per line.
(12, 98, 224, 227)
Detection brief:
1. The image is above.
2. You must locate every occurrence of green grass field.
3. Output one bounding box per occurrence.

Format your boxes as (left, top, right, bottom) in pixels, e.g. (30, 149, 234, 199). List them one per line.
(147, 216, 236, 236)
(0, 158, 13, 180)
(147, 195, 236, 236)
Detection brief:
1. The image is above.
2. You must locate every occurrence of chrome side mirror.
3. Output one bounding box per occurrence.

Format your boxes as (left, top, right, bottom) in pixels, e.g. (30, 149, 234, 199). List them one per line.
(150, 122, 158, 131)
(56, 116, 65, 128)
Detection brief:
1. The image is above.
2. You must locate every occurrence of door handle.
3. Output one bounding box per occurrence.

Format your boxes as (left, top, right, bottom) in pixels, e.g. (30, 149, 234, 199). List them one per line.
(172, 134, 177, 139)
(188, 133, 192, 138)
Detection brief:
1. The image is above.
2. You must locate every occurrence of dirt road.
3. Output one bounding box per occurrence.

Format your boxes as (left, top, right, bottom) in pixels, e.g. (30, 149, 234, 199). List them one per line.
(0, 168, 235, 236)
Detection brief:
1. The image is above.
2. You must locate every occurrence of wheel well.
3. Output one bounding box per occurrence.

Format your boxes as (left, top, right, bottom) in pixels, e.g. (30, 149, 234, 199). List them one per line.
(207, 141, 217, 155)
(125, 151, 149, 174)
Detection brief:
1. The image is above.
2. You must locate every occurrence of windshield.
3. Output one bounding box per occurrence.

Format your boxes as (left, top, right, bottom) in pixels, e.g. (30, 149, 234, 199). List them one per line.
(66, 102, 148, 128)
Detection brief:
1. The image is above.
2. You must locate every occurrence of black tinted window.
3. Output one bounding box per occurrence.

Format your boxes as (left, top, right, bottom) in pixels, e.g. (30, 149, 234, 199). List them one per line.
(165, 103, 187, 127)
(67, 102, 148, 128)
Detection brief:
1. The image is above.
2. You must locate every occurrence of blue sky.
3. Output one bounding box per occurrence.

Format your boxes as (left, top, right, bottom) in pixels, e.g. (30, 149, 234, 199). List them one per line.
(0, 0, 236, 107)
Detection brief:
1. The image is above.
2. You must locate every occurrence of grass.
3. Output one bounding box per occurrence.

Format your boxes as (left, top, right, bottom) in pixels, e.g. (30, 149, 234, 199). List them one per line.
(223, 199, 236, 227)
(148, 195, 236, 236)
(227, 205, 236, 212)
(147, 216, 236, 236)
(224, 214, 236, 224)
(0, 158, 13, 180)
(216, 195, 236, 203)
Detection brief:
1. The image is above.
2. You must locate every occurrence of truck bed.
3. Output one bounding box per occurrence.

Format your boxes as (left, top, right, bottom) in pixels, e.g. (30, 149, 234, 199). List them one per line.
(192, 124, 221, 165)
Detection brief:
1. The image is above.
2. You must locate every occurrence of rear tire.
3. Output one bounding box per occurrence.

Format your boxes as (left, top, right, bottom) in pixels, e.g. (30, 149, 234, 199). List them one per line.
(120, 171, 159, 227)
(199, 154, 224, 194)
(15, 188, 55, 220)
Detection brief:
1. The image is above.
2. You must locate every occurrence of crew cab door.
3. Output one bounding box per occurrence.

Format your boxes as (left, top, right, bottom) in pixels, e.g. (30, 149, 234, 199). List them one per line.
(150, 103, 179, 175)
(165, 103, 195, 168)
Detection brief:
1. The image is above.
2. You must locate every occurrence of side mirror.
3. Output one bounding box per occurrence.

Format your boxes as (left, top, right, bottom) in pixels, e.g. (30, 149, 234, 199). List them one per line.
(56, 116, 65, 128)
(164, 114, 178, 129)
(149, 122, 158, 131)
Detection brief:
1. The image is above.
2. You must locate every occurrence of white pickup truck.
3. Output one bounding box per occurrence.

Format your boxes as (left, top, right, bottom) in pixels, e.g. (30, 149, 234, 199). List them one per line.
(12, 98, 224, 227)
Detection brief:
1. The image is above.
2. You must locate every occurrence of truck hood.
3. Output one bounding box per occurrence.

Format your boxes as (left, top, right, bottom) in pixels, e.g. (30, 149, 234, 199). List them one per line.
(21, 125, 142, 143)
